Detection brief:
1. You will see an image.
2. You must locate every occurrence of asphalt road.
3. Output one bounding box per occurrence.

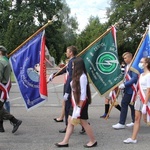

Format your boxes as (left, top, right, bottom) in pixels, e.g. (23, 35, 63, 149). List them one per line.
(1, 79, 150, 150)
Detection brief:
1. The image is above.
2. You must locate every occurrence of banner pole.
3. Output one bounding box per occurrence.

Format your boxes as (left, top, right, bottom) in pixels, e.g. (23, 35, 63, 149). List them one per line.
(105, 89, 120, 120)
(8, 15, 58, 57)
(77, 27, 112, 57)
(53, 27, 112, 78)
(105, 25, 149, 118)
(54, 23, 120, 77)
(77, 18, 123, 57)
(77, 18, 124, 57)
(130, 28, 149, 67)
(53, 18, 123, 77)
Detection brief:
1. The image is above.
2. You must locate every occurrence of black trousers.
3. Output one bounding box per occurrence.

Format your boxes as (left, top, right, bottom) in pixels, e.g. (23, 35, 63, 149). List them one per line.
(64, 96, 71, 126)
(0, 101, 14, 121)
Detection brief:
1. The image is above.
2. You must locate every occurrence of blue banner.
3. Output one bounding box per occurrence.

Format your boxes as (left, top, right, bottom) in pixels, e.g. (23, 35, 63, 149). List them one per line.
(10, 31, 47, 110)
(131, 29, 150, 74)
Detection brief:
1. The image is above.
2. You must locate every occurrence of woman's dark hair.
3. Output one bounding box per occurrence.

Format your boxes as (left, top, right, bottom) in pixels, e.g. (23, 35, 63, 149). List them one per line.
(72, 57, 91, 104)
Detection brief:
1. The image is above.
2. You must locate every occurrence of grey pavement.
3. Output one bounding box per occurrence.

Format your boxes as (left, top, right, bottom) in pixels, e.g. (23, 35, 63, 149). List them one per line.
(0, 81, 150, 150)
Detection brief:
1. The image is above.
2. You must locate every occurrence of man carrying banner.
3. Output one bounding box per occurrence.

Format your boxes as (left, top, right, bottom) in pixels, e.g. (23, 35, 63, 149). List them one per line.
(112, 52, 138, 129)
(0, 45, 22, 133)
(48, 45, 77, 133)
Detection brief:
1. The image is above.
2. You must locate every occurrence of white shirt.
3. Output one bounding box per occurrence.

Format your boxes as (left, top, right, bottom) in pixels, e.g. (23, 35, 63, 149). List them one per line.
(80, 73, 87, 101)
(71, 73, 87, 101)
(139, 73, 150, 90)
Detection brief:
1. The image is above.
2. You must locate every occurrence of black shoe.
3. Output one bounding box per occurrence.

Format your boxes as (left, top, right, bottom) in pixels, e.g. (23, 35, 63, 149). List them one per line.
(84, 141, 97, 148)
(59, 128, 66, 133)
(0, 128, 5, 132)
(54, 118, 63, 122)
(80, 122, 90, 134)
(0, 121, 5, 132)
(80, 127, 85, 134)
(55, 143, 69, 147)
(12, 120, 22, 133)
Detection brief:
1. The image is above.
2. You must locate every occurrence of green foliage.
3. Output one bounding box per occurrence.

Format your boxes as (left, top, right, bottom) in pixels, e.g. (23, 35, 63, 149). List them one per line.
(76, 16, 107, 52)
(106, 0, 150, 60)
(0, 0, 78, 64)
(0, 0, 149, 64)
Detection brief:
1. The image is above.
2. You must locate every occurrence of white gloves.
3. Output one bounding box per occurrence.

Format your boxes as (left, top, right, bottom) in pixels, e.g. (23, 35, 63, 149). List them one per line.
(71, 107, 81, 126)
(109, 91, 112, 98)
(47, 73, 54, 82)
(63, 93, 69, 101)
(72, 107, 77, 119)
(72, 106, 81, 119)
(119, 83, 125, 89)
(74, 106, 81, 118)
(142, 104, 147, 114)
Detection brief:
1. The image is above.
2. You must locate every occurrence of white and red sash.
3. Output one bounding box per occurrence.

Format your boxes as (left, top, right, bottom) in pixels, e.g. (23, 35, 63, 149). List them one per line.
(0, 78, 11, 102)
(111, 87, 119, 103)
(138, 76, 150, 124)
(125, 74, 137, 104)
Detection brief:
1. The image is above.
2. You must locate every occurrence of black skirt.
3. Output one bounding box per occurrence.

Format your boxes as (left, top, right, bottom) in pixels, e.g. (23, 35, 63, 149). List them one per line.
(69, 100, 89, 120)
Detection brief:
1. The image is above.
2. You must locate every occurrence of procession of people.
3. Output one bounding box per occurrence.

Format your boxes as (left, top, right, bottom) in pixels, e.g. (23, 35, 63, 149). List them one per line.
(1, 41, 150, 149)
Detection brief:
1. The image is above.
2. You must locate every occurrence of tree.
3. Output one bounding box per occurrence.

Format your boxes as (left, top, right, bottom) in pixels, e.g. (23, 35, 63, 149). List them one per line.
(0, 0, 78, 64)
(106, 0, 150, 59)
(76, 16, 107, 52)
(48, 0, 78, 63)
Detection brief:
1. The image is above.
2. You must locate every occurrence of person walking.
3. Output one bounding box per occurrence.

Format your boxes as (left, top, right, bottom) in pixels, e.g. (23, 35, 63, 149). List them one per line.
(3, 52, 11, 113)
(100, 90, 121, 119)
(112, 52, 138, 129)
(48, 46, 77, 133)
(124, 57, 150, 143)
(55, 57, 97, 148)
(53, 59, 69, 122)
(0, 45, 22, 133)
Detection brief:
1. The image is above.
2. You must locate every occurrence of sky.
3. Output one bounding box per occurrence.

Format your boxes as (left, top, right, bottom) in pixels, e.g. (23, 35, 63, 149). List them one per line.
(65, 0, 111, 32)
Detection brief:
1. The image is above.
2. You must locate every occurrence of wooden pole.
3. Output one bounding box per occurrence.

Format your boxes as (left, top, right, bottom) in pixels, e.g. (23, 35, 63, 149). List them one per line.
(77, 27, 112, 57)
(53, 20, 121, 77)
(54, 17, 124, 77)
(105, 89, 120, 120)
(53, 27, 113, 77)
(129, 27, 149, 69)
(105, 26, 149, 119)
(8, 16, 57, 57)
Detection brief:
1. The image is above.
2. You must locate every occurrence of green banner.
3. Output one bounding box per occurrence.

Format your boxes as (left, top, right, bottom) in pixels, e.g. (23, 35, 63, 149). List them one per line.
(81, 31, 123, 95)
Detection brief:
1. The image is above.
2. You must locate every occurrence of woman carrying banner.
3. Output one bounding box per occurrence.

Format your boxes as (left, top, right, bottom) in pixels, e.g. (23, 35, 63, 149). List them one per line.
(55, 57, 97, 148)
(124, 57, 150, 144)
